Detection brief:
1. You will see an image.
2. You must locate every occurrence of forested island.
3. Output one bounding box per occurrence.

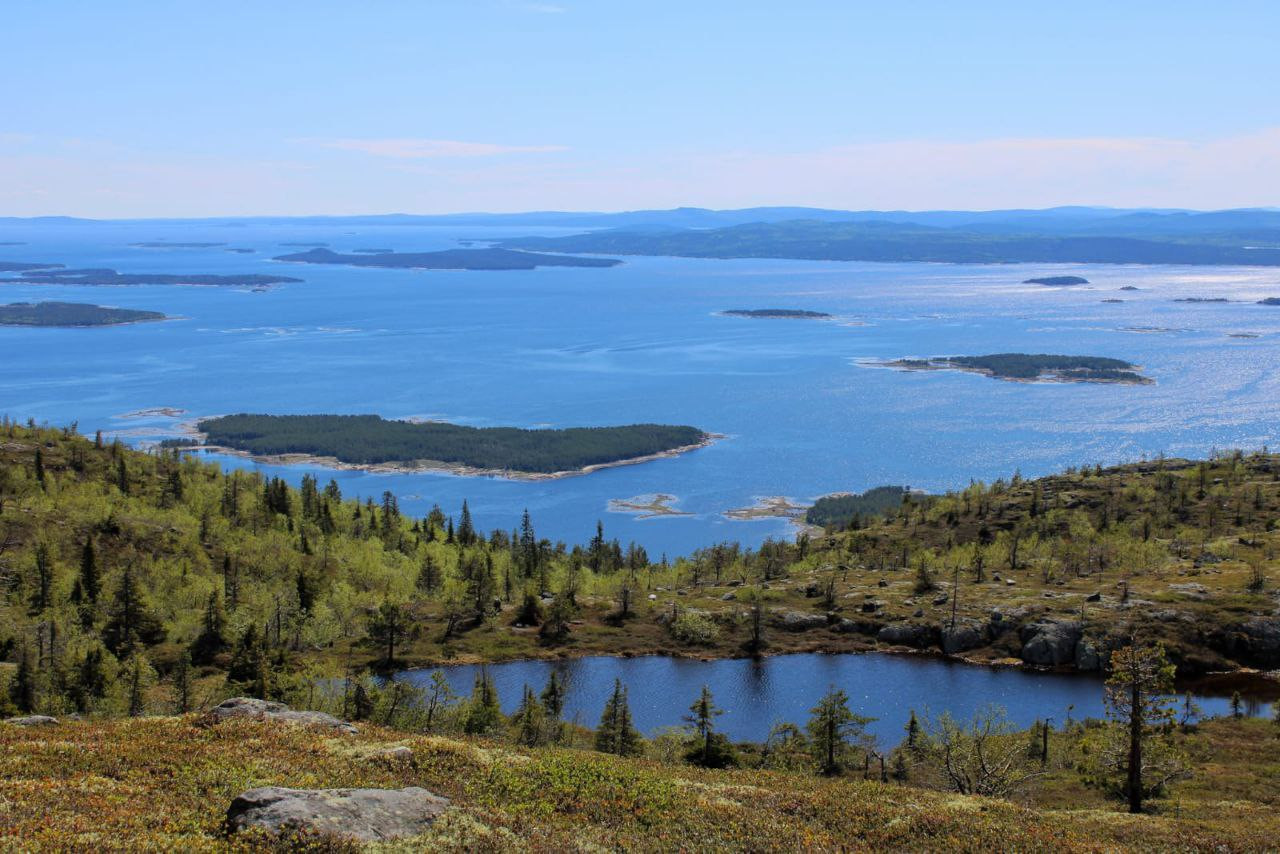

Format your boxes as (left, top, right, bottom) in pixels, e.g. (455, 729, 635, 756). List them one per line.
(500, 220, 1280, 266)
(1024, 275, 1089, 285)
(1259, 297, 1280, 306)
(722, 308, 832, 319)
(1174, 297, 1231, 303)
(885, 353, 1152, 384)
(0, 301, 167, 327)
(7, 267, 301, 287)
(274, 247, 622, 271)
(188, 413, 710, 475)
(0, 261, 62, 272)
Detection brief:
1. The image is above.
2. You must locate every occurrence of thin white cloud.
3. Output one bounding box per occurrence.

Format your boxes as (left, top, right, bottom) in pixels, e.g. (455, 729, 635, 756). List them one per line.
(316, 138, 568, 159)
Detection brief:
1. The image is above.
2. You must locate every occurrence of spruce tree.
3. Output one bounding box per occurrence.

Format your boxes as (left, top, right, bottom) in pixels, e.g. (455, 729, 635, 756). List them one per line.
(190, 591, 228, 665)
(463, 670, 503, 734)
(101, 566, 167, 655)
(226, 624, 269, 698)
(806, 686, 873, 776)
(541, 669, 566, 743)
(77, 539, 99, 604)
(172, 649, 194, 713)
(595, 679, 643, 756)
(9, 644, 37, 713)
(512, 684, 546, 747)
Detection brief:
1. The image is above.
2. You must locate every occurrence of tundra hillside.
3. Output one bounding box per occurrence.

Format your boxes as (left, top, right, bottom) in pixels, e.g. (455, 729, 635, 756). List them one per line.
(1, 420, 1278, 719)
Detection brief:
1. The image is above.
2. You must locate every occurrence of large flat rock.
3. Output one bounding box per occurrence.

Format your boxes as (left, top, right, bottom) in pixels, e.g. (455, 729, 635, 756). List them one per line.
(205, 697, 357, 734)
(227, 786, 450, 841)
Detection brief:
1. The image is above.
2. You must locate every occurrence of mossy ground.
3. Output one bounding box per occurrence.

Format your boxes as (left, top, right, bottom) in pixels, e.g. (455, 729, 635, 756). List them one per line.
(3, 715, 1278, 852)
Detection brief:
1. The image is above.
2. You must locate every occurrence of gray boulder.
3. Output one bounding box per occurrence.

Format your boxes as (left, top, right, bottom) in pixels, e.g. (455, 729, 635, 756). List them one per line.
(941, 624, 984, 654)
(777, 611, 828, 631)
(1074, 637, 1102, 671)
(877, 623, 936, 648)
(207, 698, 357, 734)
(1019, 620, 1083, 667)
(4, 715, 58, 727)
(227, 786, 450, 842)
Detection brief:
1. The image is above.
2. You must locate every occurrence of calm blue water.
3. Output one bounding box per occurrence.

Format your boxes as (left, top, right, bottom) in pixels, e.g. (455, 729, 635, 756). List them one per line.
(4, 221, 1280, 554)
(401, 652, 1272, 744)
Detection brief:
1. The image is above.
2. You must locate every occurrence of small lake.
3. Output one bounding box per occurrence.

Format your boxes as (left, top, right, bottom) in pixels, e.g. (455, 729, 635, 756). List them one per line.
(398, 652, 1274, 745)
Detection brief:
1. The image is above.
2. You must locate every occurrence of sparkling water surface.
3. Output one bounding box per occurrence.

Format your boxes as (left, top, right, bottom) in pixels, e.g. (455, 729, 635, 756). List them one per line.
(4, 221, 1280, 555)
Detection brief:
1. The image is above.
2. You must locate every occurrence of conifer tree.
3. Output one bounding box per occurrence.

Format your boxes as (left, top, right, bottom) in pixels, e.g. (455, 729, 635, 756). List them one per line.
(806, 686, 874, 775)
(101, 566, 167, 655)
(595, 678, 643, 756)
(9, 644, 37, 713)
(463, 670, 503, 734)
(541, 670, 566, 743)
(512, 684, 546, 747)
(172, 649, 194, 713)
(190, 591, 228, 665)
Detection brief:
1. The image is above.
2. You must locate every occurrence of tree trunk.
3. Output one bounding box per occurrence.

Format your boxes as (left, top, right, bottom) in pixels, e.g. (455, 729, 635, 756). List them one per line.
(1128, 676, 1143, 813)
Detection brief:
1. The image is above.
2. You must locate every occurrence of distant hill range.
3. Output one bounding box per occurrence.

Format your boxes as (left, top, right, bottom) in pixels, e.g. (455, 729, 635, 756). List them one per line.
(6, 206, 1280, 266)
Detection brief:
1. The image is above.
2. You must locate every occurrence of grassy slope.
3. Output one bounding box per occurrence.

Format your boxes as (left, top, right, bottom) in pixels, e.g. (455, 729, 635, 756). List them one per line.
(3, 714, 1277, 852)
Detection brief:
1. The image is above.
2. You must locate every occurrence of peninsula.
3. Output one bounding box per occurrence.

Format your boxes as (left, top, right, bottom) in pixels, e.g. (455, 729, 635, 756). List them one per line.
(721, 308, 832, 319)
(0, 301, 167, 327)
(884, 353, 1152, 384)
(186, 414, 710, 476)
(273, 246, 622, 270)
(9, 267, 301, 287)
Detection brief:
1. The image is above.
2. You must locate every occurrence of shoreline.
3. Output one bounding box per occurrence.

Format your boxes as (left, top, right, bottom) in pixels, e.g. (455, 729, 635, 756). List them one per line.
(390, 633, 1280, 699)
(169, 419, 724, 481)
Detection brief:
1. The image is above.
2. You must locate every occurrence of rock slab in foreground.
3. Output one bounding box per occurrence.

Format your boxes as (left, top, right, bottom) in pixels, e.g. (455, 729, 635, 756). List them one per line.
(227, 786, 450, 841)
(206, 697, 357, 734)
(4, 715, 59, 727)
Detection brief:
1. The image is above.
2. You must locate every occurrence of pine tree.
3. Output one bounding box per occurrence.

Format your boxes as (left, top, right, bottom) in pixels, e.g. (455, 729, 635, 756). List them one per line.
(457, 500, 476, 547)
(9, 644, 37, 713)
(352, 681, 375, 721)
(806, 686, 874, 775)
(101, 566, 167, 655)
(126, 653, 148, 717)
(905, 709, 922, 750)
(541, 670, 566, 743)
(1104, 643, 1179, 814)
(512, 684, 546, 746)
(72, 646, 109, 712)
(226, 624, 269, 698)
(684, 685, 726, 767)
(33, 447, 45, 485)
(172, 649, 194, 713)
(417, 553, 442, 592)
(463, 670, 503, 734)
(77, 539, 99, 604)
(190, 591, 228, 665)
(595, 679, 643, 756)
(366, 600, 411, 668)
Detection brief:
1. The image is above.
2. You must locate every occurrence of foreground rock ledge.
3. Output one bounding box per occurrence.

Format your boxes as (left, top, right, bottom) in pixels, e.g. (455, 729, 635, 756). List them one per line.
(227, 786, 451, 841)
(205, 697, 357, 734)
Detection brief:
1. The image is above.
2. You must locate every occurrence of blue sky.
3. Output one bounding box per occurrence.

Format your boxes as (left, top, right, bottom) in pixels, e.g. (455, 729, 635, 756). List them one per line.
(2, 1, 1278, 216)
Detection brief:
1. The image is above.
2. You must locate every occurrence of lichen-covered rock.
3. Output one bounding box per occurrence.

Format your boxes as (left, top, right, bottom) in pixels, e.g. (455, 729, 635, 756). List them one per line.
(834, 618, 882, 636)
(4, 715, 58, 727)
(206, 698, 357, 734)
(776, 611, 828, 631)
(1019, 620, 1082, 667)
(226, 786, 449, 841)
(1074, 637, 1102, 671)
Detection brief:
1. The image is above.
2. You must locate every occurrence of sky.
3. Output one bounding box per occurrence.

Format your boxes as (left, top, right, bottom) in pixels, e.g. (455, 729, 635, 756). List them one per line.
(2, 1, 1278, 217)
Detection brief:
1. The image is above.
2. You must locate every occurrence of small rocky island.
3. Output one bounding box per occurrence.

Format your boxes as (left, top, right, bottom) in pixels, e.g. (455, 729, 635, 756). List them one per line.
(1023, 276, 1089, 286)
(0, 301, 167, 327)
(274, 247, 622, 271)
(1174, 297, 1231, 303)
(1258, 298, 1280, 306)
(7, 267, 300, 287)
(722, 308, 832, 319)
(884, 353, 1152, 384)
(181, 414, 711, 477)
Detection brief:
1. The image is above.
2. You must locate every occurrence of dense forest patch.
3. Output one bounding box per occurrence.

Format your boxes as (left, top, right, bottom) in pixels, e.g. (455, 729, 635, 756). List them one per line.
(0, 301, 167, 327)
(193, 413, 709, 474)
